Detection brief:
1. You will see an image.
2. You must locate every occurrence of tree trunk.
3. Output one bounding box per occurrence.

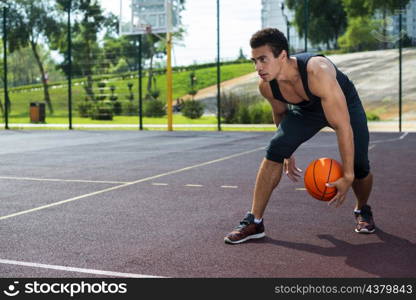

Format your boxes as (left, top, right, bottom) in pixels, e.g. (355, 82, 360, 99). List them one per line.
(31, 41, 53, 114)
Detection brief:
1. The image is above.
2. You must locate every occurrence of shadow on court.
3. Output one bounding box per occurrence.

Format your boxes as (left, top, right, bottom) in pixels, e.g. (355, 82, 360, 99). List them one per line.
(263, 228, 416, 277)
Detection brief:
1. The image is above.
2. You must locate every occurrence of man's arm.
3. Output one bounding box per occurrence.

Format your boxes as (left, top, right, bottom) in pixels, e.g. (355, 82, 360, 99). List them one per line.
(258, 81, 302, 181)
(308, 58, 354, 206)
(258, 81, 288, 126)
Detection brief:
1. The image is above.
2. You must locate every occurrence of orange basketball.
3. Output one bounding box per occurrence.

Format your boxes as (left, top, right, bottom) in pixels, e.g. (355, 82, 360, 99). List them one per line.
(304, 157, 343, 201)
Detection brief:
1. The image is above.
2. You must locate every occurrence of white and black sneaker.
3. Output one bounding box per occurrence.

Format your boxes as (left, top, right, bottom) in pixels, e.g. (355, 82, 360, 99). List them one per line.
(354, 205, 376, 234)
(224, 212, 265, 244)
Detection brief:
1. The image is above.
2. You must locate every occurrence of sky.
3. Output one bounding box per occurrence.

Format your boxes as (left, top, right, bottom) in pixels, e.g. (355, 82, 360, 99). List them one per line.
(100, 0, 262, 66)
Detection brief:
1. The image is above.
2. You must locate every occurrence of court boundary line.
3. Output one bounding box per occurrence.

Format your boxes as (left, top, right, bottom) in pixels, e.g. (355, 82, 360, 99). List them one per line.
(0, 147, 264, 221)
(370, 132, 408, 144)
(0, 258, 164, 278)
(0, 176, 129, 184)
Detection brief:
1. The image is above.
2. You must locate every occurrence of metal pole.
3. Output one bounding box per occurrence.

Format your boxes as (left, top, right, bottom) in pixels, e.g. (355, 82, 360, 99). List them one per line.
(67, 0, 73, 130)
(138, 35, 143, 130)
(3, 6, 8, 130)
(216, 0, 221, 131)
(167, 32, 173, 131)
(304, 0, 308, 52)
(281, 3, 290, 53)
(287, 21, 290, 51)
(166, 0, 173, 131)
(399, 9, 402, 132)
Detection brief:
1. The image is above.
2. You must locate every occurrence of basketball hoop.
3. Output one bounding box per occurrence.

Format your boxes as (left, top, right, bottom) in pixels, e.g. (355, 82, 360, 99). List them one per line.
(119, 0, 180, 36)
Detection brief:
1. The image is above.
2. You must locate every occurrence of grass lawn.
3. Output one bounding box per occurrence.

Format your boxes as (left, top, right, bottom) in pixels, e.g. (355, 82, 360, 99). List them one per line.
(4, 62, 255, 122)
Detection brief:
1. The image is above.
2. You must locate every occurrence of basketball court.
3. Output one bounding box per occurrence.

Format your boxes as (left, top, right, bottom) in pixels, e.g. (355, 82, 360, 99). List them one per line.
(0, 130, 414, 278)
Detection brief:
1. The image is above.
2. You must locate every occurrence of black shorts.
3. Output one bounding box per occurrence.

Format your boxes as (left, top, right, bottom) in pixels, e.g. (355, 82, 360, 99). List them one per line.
(266, 96, 370, 179)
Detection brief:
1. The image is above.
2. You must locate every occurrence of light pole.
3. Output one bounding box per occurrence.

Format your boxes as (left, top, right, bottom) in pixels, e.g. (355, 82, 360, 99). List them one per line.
(280, 2, 290, 51)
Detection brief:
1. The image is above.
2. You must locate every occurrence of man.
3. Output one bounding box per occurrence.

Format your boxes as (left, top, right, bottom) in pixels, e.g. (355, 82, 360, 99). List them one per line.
(224, 28, 375, 245)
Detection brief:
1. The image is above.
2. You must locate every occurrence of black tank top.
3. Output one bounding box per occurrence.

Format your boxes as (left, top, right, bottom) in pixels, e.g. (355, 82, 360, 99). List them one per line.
(269, 53, 358, 108)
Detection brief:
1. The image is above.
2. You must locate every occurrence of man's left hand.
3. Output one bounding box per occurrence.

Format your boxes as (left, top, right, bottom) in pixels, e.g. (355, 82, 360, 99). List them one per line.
(326, 176, 354, 207)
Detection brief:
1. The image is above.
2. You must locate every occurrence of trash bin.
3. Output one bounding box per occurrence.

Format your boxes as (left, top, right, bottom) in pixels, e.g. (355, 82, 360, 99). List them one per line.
(30, 102, 46, 123)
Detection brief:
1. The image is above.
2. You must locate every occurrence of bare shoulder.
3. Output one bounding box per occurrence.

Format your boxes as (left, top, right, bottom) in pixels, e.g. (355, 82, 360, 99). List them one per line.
(307, 56, 336, 79)
(307, 56, 342, 98)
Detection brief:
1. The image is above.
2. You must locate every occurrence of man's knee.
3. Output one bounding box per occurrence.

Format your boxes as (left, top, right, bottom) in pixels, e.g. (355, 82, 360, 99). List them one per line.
(354, 161, 370, 180)
(266, 139, 295, 163)
(265, 150, 286, 164)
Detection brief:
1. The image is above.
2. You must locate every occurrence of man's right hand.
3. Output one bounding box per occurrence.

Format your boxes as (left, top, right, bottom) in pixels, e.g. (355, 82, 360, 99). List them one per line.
(283, 156, 302, 182)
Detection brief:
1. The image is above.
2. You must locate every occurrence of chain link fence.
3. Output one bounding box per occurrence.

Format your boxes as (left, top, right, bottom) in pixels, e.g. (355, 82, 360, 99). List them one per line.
(0, 0, 414, 131)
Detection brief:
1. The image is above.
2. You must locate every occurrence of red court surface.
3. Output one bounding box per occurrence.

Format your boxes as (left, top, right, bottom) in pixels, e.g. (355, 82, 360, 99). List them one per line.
(0, 130, 414, 278)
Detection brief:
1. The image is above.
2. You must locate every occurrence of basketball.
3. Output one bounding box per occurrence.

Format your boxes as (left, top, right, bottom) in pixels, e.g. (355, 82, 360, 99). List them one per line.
(304, 158, 343, 201)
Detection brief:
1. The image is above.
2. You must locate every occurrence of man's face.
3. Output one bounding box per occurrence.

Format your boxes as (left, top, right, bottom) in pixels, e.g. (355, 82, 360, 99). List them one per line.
(251, 45, 281, 82)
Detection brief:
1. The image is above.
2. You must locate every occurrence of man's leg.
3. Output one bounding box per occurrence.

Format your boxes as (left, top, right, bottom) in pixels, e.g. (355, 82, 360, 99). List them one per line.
(251, 158, 283, 219)
(352, 172, 373, 211)
(348, 98, 375, 233)
(224, 108, 325, 244)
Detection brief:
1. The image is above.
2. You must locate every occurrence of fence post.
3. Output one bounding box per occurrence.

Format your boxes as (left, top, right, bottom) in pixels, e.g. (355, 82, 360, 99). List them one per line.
(3, 6, 9, 130)
(138, 35, 143, 130)
(67, 0, 73, 130)
(399, 8, 403, 132)
(304, 0, 308, 52)
(216, 0, 221, 131)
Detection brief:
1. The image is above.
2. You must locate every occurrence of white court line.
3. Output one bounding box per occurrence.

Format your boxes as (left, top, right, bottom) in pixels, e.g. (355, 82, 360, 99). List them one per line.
(370, 132, 408, 144)
(0, 147, 264, 221)
(185, 184, 203, 187)
(0, 176, 128, 185)
(0, 259, 164, 278)
(368, 145, 376, 151)
(221, 185, 238, 189)
(400, 132, 409, 139)
(151, 183, 169, 186)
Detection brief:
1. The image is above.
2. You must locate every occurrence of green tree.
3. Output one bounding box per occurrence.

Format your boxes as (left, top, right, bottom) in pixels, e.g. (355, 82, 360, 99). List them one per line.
(338, 16, 380, 51)
(286, 0, 347, 49)
(342, 0, 410, 17)
(52, 0, 116, 101)
(7, 0, 63, 114)
(103, 36, 138, 71)
(7, 45, 64, 87)
(237, 47, 246, 60)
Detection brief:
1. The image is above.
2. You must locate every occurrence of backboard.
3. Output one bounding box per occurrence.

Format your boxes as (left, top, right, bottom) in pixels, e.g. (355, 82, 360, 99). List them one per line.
(119, 0, 180, 35)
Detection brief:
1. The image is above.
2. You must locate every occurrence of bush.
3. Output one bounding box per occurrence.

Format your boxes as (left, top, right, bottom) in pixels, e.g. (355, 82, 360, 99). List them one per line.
(259, 102, 273, 123)
(143, 99, 166, 117)
(122, 101, 138, 116)
(181, 100, 205, 119)
(220, 91, 262, 123)
(249, 103, 264, 124)
(77, 101, 93, 117)
(90, 101, 113, 120)
(238, 105, 251, 124)
(220, 92, 242, 123)
(113, 101, 122, 115)
(366, 112, 380, 121)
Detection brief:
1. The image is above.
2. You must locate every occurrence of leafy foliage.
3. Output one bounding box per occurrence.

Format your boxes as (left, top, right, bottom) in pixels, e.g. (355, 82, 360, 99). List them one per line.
(181, 100, 204, 119)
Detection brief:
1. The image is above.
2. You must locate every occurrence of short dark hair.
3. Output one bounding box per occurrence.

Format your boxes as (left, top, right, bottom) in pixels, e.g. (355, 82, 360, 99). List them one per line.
(250, 28, 289, 57)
